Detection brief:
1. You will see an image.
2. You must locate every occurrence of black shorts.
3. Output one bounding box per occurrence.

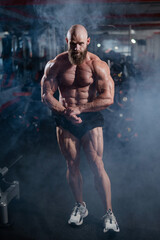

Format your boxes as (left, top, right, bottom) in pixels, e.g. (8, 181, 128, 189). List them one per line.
(55, 112, 104, 139)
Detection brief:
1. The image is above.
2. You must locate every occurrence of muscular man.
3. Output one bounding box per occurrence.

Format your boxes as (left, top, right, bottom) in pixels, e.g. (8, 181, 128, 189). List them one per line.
(41, 24, 120, 233)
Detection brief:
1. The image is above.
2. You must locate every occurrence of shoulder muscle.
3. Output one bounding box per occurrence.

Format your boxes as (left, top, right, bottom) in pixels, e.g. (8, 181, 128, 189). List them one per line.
(41, 58, 59, 96)
(92, 59, 114, 97)
(93, 60, 110, 79)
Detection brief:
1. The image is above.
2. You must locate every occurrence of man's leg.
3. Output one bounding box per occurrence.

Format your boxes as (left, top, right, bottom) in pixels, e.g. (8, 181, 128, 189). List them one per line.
(81, 127, 120, 232)
(56, 126, 88, 226)
(81, 127, 112, 211)
(56, 126, 83, 204)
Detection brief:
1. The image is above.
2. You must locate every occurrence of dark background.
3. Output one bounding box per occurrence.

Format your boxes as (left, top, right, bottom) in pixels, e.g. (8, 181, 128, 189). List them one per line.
(0, 1, 160, 239)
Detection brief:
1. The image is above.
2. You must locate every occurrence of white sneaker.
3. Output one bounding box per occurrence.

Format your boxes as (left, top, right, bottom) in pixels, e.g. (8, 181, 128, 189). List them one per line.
(103, 209, 120, 233)
(68, 202, 88, 226)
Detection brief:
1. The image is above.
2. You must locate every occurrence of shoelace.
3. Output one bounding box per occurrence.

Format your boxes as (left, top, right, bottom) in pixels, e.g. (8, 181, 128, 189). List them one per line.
(102, 211, 117, 223)
(72, 203, 82, 216)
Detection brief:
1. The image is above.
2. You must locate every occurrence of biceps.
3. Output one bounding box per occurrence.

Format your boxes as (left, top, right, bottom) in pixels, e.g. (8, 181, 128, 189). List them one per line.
(97, 78, 114, 99)
(41, 76, 58, 96)
(108, 76, 115, 98)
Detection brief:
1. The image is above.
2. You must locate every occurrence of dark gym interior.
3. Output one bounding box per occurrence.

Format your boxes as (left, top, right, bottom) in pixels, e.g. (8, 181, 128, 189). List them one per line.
(0, 0, 160, 239)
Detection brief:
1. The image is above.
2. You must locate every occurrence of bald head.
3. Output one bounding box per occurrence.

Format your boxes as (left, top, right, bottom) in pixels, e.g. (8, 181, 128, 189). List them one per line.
(67, 24, 88, 40)
(66, 24, 90, 65)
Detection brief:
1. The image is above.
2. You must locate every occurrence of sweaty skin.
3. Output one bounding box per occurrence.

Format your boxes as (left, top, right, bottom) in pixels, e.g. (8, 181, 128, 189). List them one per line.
(41, 52, 114, 122)
(41, 24, 114, 211)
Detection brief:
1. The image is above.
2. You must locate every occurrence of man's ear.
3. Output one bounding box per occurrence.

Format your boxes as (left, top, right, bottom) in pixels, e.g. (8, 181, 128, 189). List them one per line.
(87, 37, 90, 45)
(65, 37, 68, 44)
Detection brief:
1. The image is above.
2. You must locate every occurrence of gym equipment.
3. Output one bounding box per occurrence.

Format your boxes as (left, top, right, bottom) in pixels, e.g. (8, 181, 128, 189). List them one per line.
(0, 155, 22, 226)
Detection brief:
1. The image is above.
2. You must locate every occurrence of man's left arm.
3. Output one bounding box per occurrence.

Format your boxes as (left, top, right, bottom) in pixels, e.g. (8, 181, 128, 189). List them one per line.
(68, 60, 114, 115)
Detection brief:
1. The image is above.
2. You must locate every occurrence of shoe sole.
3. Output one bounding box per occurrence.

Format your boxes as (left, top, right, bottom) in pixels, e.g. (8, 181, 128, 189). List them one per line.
(68, 209, 88, 226)
(103, 226, 120, 233)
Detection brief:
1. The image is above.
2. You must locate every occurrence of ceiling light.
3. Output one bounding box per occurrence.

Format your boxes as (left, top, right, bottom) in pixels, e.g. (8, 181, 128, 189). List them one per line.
(123, 97, 128, 102)
(131, 39, 136, 44)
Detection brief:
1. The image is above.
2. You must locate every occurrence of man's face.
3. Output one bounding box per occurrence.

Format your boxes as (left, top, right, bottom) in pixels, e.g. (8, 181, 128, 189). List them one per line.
(67, 34, 90, 65)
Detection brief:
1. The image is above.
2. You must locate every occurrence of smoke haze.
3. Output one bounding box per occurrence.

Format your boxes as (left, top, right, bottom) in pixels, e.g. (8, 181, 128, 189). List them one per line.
(1, 1, 160, 239)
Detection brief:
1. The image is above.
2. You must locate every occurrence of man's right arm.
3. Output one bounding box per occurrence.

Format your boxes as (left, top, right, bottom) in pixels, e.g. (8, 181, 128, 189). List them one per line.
(41, 59, 82, 124)
(41, 60, 66, 115)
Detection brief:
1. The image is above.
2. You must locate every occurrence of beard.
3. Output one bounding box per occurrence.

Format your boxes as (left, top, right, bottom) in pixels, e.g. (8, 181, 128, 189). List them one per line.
(68, 47, 87, 65)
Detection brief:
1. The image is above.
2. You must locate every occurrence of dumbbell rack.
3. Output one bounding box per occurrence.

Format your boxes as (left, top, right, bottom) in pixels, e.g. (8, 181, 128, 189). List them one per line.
(0, 167, 20, 226)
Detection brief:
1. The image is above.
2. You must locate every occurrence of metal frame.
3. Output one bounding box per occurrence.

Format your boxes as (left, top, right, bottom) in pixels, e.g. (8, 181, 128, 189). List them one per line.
(0, 167, 20, 226)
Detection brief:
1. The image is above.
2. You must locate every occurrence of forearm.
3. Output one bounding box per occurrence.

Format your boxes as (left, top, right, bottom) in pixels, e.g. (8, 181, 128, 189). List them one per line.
(43, 93, 65, 115)
(80, 96, 114, 113)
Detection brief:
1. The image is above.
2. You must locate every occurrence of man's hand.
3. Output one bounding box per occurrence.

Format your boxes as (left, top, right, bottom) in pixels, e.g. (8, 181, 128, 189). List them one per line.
(65, 106, 82, 116)
(64, 107, 82, 124)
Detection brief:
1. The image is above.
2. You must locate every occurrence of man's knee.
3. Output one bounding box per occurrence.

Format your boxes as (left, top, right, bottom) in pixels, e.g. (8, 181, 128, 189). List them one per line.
(90, 156, 105, 177)
(67, 160, 80, 175)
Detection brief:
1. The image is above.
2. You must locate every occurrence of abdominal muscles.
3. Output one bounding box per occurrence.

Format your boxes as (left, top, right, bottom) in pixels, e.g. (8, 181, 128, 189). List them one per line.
(58, 63, 96, 107)
(60, 85, 94, 107)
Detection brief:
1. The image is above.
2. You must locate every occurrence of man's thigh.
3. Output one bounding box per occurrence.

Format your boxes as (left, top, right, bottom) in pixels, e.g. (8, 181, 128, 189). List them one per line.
(81, 127, 103, 161)
(56, 126, 81, 162)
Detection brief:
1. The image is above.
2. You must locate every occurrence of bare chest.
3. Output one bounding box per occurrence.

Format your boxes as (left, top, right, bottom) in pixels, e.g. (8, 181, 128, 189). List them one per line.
(58, 64, 94, 88)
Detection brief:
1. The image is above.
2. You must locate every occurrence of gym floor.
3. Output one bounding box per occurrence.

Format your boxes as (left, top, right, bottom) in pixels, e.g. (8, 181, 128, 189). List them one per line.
(0, 83, 160, 240)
